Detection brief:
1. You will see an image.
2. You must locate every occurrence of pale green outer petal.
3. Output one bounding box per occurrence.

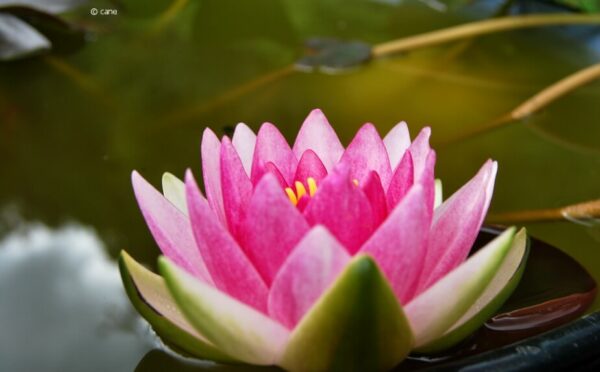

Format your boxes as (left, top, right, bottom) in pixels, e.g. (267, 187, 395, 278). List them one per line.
(434, 179, 443, 209)
(162, 172, 187, 215)
(281, 255, 414, 372)
(119, 251, 235, 362)
(417, 228, 529, 353)
(406, 227, 516, 347)
(159, 257, 290, 365)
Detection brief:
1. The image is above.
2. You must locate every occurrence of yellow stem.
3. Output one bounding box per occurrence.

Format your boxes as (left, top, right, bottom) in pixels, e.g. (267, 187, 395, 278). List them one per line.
(152, 0, 189, 32)
(161, 65, 295, 127)
(440, 62, 600, 145)
(373, 14, 600, 57)
(509, 62, 600, 119)
(43, 56, 113, 107)
(487, 199, 600, 224)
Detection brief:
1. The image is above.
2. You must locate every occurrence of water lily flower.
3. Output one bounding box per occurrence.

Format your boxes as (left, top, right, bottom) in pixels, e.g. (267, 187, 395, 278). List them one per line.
(120, 109, 528, 371)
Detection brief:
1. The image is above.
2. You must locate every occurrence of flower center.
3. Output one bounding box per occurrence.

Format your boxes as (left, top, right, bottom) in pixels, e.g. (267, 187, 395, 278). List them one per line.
(285, 177, 318, 206)
(285, 177, 359, 205)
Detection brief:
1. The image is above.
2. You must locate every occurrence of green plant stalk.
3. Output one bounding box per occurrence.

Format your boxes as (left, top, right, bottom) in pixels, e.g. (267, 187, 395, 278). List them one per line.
(373, 14, 600, 57)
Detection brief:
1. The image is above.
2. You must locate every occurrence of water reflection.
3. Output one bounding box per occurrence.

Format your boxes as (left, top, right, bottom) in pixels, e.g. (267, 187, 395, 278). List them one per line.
(0, 222, 152, 372)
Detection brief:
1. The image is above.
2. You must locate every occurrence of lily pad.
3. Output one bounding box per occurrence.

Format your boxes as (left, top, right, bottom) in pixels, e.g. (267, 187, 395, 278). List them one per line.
(118, 251, 235, 363)
(295, 37, 372, 73)
(404, 227, 597, 368)
(281, 255, 413, 372)
(430, 311, 600, 371)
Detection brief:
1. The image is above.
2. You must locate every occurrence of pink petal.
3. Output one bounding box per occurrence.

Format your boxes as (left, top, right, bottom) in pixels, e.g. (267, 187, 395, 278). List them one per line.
(296, 195, 310, 212)
(360, 185, 431, 304)
(339, 123, 392, 189)
(361, 171, 388, 227)
(220, 137, 253, 238)
(419, 160, 498, 292)
(420, 150, 437, 214)
(292, 109, 344, 172)
(232, 123, 256, 177)
(386, 151, 414, 209)
(265, 162, 289, 188)
(304, 166, 375, 254)
(268, 226, 351, 329)
(408, 127, 432, 181)
(251, 123, 297, 186)
(201, 128, 227, 226)
(185, 170, 268, 312)
(383, 122, 411, 171)
(131, 171, 213, 284)
(238, 174, 310, 286)
(294, 150, 328, 184)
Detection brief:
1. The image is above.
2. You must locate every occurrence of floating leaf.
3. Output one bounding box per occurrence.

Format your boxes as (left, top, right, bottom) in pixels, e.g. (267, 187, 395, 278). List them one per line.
(295, 37, 372, 73)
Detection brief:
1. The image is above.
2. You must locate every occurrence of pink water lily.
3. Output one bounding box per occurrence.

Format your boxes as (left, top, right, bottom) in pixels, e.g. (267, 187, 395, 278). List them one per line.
(120, 109, 528, 371)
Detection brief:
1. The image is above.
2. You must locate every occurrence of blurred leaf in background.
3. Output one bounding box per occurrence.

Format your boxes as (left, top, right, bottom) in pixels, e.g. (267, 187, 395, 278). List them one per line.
(553, 0, 600, 12)
(0, 0, 87, 60)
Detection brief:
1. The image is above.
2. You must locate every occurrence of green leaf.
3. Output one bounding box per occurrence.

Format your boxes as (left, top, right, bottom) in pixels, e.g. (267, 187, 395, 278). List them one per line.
(417, 228, 530, 353)
(406, 227, 517, 347)
(118, 251, 235, 362)
(295, 38, 372, 73)
(162, 172, 187, 215)
(553, 0, 600, 13)
(159, 256, 290, 366)
(281, 255, 413, 372)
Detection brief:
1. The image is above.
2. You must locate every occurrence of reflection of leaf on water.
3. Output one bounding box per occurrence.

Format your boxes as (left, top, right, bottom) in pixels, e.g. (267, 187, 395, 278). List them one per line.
(0, 1, 86, 61)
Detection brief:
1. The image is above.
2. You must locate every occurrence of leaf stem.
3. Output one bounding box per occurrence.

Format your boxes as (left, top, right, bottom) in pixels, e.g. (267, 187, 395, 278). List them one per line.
(440, 62, 600, 145)
(160, 65, 295, 128)
(372, 14, 600, 57)
(487, 199, 600, 224)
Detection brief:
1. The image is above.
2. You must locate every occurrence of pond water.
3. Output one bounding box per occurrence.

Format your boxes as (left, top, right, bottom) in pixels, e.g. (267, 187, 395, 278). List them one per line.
(1, 0, 600, 371)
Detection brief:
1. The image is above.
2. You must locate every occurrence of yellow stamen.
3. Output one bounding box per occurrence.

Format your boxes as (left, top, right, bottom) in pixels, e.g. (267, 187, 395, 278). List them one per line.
(295, 181, 307, 200)
(307, 177, 317, 196)
(285, 187, 298, 205)
(285, 178, 320, 205)
(352, 179, 359, 186)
